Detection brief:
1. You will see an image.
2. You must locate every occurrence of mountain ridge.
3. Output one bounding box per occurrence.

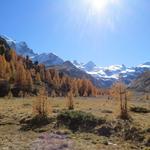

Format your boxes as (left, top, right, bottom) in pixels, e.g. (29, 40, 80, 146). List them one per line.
(1, 35, 150, 87)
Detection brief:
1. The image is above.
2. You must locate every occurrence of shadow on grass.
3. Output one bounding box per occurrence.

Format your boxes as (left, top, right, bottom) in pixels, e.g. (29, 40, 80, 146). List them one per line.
(130, 106, 150, 113)
(57, 110, 106, 132)
(19, 115, 54, 131)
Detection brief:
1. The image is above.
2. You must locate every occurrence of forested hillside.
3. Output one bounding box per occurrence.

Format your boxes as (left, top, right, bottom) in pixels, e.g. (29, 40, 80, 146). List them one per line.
(0, 37, 100, 97)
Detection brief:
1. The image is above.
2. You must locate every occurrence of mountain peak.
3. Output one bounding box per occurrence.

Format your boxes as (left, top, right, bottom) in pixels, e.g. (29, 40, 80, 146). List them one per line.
(138, 62, 150, 68)
(1, 35, 36, 57)
(83, 61, 96, 72)
(63, 61, 75, 67)
(19, 41, 27, 46)
(143, 62, 150, 66)
(121, 64, 126, 69)
(86, 61, 96, 66)
(73, 60, 80, 66)
(32, 52, 64, 67)
(0, 35, 16, 43)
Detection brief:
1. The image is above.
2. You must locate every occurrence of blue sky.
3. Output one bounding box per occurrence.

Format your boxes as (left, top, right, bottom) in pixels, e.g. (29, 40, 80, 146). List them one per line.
(0, 0, 150, 67)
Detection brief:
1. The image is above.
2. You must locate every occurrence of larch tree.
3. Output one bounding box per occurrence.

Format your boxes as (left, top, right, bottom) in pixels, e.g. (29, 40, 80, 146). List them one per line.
(0, 55, 7, 79)
(111, 82, 131, 120)
(15, 64, 27, 89)
(45, 70, 52, 85)
(26, 70, 33, 92)
(72, 79, 79, 97)
(67, 90, 74, 110)
(35, 72, 41, 85)
(5, 62, 11, 80)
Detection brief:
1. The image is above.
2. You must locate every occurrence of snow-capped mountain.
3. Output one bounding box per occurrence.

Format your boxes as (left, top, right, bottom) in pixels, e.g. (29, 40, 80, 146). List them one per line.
(0, 35, 36, 58)
(73, 60, 150, 86)
(1, 34, 150, 87)
(0, 35, 64, 67)
(32, 53, 64, 67)
(73, 61, 127, 79)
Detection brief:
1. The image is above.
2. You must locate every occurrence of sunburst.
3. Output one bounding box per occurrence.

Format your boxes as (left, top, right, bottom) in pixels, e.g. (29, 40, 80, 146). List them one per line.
(85, 0, 119, 15)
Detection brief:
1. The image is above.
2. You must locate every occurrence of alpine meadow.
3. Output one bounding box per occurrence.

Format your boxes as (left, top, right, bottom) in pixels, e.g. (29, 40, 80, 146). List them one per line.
(0, 0, 150, 150)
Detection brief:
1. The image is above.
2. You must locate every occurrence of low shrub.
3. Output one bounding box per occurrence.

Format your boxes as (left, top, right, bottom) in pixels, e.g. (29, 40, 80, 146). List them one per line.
(146, 128, 150, 133)
(96, 125, 113, 137)
(124, 127, 145, 142)
(20, 114, 52, 131)
(130, 106, 150, 113)
(57, 110, 105, 132)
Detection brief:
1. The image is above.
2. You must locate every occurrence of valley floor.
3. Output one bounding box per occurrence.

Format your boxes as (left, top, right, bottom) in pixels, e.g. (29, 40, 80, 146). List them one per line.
(0, 94, 150, 150)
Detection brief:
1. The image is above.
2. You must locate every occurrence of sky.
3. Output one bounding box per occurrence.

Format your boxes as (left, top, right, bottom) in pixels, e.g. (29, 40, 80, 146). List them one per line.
(0, 0, 150, 67)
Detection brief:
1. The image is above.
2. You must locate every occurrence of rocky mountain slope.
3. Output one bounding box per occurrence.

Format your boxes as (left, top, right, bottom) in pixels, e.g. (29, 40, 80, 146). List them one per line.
(48, 61, 103, 88)
(130, 71, 150, 92)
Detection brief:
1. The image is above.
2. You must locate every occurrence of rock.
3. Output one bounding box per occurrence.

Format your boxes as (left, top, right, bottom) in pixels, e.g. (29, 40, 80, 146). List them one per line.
(96, 125, 113, 137)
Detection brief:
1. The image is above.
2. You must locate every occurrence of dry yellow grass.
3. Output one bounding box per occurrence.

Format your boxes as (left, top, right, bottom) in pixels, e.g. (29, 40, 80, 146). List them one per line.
(0, 94, 149, 150)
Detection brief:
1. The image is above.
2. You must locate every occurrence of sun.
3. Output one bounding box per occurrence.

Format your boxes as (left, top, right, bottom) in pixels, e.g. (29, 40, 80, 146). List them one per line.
(85, 0, 119, 15)
(90, 0, 109, 12)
